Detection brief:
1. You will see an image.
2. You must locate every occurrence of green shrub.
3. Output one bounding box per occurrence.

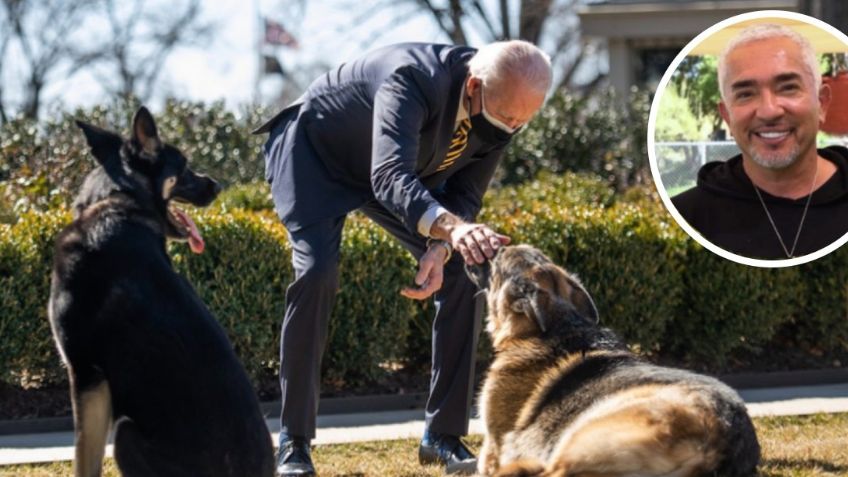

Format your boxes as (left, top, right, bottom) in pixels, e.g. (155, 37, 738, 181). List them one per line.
(666, 244, 803, 369)
(0, 208, 419, 390)
(0, 99, 268, 217)
(482, 200, 687, 352)
(156, 101, 268, 187)
(485, 171, 617, 213)
(330, 213, 419, 387)
(0, 210, 71, 386)
(168, 210, 290, 387)
(786, 246, 848, 352)
(3, 172, 848, 394)
(562, 204, 687, 352)
(215, 181, 273, 212)
(501, 87, 651, 189)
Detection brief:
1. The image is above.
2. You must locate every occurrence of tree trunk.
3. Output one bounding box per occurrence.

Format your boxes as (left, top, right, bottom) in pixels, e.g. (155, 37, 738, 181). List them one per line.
(518, 0, 554, 43)
(23, 76, 42, 120)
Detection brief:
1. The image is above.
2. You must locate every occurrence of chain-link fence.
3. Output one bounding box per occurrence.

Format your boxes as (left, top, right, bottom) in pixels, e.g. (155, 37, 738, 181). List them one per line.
(655, 139, 847, 196)
(655, 141, 740, 196)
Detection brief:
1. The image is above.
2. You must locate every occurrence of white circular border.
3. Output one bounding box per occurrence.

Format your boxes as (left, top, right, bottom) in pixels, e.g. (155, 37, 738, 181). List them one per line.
(648, 9, 848, 268)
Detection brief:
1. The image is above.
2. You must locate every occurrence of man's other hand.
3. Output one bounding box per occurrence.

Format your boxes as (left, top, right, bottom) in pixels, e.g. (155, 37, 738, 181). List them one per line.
(401, 244, 447, 300)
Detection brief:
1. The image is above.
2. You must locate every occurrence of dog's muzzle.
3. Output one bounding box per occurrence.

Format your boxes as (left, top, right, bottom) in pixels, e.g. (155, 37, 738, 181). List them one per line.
(465, 260, 492, 292)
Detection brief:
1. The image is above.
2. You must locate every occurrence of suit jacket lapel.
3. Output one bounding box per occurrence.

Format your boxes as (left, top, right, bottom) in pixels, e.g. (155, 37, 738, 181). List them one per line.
(423, 50, 473, 177)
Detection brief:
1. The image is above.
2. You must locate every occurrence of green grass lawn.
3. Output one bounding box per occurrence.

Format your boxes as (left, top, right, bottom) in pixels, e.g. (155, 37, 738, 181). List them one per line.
(2, 413, 847, 476)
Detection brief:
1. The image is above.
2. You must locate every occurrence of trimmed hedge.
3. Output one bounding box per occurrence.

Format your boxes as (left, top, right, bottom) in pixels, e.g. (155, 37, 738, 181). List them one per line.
(786, 247, 848, 352)
(0, 88, 650, 221)
(0, 210, 70, 386)
(667, 245, 803, 368)
(0, 208, 419, 390)
(482, 205, 682, 352)
(168, 210, 290, 387)
(500, 87, 651, 189)
(0, 99, 267, 218)
(2, 174, 847, 392)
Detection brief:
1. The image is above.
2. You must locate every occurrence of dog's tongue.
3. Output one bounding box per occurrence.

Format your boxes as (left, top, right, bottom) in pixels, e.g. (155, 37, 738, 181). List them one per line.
(172, 208, 205, 254)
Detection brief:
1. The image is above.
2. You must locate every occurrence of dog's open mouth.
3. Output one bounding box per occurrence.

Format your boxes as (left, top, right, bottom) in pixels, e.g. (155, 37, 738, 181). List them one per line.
(169, 206, 205, 254)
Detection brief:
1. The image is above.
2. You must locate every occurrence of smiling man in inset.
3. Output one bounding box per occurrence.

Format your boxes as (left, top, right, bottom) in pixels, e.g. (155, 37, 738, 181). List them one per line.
(672, 23, 848, 260)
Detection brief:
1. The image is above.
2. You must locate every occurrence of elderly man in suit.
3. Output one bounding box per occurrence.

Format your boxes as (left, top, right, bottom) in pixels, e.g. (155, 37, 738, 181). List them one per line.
(254, 40, 551, 476)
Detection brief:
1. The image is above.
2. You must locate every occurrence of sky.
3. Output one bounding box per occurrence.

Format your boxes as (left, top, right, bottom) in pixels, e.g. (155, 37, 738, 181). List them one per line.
(5, 0, 455, 117)
(4, 0, 600, 119)
(161, 0, 449, 109)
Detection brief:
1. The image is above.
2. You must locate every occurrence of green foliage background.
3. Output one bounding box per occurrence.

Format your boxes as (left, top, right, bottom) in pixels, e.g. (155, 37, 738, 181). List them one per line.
(2, 96, 847, 398)
(3, 177, 847, 392)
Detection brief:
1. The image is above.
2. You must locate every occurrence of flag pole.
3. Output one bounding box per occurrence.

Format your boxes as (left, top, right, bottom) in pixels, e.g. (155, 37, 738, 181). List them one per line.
(253, 0, 262, 105)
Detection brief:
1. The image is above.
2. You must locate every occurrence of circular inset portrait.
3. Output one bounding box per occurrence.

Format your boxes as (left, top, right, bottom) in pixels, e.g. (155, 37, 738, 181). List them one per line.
(648, 10, 848, 267)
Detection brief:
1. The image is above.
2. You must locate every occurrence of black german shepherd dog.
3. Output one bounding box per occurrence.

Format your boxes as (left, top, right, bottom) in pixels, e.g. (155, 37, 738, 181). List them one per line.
(48, 107, 274, 477)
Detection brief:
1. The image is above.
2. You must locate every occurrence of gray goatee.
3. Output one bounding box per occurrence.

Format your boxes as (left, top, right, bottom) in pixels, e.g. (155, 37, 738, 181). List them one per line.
(750, 143, 800, 170)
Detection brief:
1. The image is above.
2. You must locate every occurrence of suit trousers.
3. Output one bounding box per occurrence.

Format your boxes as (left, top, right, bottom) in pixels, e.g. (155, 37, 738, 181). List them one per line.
(279, 200, 483, 440)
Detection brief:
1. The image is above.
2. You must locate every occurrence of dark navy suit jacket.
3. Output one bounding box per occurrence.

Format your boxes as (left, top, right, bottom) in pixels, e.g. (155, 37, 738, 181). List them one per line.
(255, 43, 509, 234)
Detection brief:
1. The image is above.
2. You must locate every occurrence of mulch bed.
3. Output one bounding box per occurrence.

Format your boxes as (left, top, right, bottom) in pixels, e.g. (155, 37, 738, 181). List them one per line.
(0, 363, 433, 422)
(2, 345, 845, 422)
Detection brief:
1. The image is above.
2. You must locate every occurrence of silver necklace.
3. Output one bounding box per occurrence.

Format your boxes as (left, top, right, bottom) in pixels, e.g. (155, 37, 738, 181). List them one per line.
(751, 161, 819, 259)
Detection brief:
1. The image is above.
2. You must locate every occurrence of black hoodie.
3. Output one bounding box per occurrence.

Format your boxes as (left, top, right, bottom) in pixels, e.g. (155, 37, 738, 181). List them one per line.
(671, 146, 848, 260)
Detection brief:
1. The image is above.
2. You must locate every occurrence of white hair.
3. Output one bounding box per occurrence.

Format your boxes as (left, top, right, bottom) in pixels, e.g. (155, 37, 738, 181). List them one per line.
(718, 23, 821, 101)
(468, 40, 552, 97)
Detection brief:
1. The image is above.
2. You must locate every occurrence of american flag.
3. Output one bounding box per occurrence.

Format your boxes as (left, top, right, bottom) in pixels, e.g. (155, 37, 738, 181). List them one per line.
(263, 55, 286, 76)
(264, 18, 299, 48)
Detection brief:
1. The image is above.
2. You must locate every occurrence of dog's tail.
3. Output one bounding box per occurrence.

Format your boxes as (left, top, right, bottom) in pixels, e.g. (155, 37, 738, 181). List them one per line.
(494, 459, 546, 477)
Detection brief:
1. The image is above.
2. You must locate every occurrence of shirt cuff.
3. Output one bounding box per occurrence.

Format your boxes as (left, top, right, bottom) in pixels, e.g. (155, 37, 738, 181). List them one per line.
(417, 205, 448, 237)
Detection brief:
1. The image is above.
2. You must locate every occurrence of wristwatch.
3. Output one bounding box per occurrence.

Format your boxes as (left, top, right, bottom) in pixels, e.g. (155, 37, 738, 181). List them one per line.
(426, 238, 453, 264)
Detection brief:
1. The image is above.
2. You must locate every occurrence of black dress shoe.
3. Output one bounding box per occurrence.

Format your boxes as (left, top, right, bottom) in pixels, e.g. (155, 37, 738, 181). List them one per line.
(276, 437, 316, 477)
(418, 431, 477, 475)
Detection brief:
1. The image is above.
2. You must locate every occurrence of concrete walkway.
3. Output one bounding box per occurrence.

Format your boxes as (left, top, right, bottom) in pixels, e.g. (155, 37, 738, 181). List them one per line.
(2, 383, 848, 466)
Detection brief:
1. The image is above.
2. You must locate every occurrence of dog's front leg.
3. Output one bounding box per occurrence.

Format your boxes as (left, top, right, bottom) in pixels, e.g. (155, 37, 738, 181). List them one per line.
(477, 433, 501, 476)
(72, 379, 113, 477)
(478, 376, 511, 476)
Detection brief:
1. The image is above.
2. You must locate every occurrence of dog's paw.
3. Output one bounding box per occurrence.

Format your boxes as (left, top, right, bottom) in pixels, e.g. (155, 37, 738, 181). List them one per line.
(477, 446, 500, 476)
(492, 459, 546, 477)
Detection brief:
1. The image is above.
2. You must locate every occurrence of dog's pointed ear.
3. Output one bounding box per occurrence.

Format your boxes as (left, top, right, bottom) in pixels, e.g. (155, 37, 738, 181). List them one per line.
(564, 275, 599, 323)
(76, 120, 123, 167)
(509, 282, 550, 333)
(538, 263, 599, 324)
(132, 106, 161, 156)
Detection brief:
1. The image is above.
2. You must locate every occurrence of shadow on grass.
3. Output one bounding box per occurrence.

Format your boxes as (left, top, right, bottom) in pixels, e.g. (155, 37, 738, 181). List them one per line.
(760, 458, 848, 475)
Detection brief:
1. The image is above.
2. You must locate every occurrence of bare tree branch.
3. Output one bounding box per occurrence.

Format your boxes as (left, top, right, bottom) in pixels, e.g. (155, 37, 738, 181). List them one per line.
(3, 0, 100, 118)
(359, 4, 427, 50)
(358, 0, 600, 90)
(414, 0, 458, 43)
(447, 0, 468, 44)
(95, 0, 215, 102)
(0, 5, 11, 123)
(519, 0, 555, 43)
(468, 0, 500, 40)
(498, 0, 510, 38)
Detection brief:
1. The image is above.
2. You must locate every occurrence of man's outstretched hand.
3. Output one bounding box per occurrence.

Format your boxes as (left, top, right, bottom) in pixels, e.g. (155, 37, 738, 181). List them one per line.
(400, 243, 447, 300)
(402, 211, 510, 300)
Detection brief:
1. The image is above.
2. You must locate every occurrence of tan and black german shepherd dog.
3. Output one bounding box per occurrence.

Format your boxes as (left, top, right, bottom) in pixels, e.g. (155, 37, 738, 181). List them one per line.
(48, 107, 274, 477)
(466, 245, 760, 477)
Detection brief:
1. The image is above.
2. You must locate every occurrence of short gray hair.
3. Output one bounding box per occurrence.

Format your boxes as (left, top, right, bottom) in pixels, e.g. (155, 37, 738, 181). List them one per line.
(468, 40, 552, 96)
(718, 23, 821, 101)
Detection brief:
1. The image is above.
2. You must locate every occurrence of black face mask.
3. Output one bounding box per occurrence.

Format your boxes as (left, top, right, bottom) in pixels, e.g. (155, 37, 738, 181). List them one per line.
(470, 112, 519, 144)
